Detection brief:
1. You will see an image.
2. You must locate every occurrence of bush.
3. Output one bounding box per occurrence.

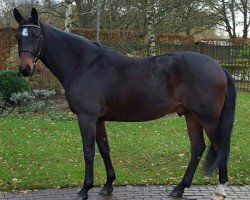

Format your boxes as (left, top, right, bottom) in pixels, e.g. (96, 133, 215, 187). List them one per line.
(33, 89, 56, 100)
(0, 92, 5, 108)
(9, 91, 34, 105)
(10, 89, 56, 113)
(0, 70, 29, 101)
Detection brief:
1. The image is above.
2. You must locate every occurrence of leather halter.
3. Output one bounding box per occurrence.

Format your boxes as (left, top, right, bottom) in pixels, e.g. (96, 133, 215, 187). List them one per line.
(18, 24, 43, 65)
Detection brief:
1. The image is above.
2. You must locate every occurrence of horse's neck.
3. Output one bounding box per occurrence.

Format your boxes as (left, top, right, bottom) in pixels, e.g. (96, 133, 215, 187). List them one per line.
(40, 23, 97, 88)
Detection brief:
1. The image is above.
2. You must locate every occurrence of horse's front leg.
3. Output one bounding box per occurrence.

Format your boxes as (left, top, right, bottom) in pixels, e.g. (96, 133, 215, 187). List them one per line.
(74, 113, 97, 200)
(96, 121, 116, 195)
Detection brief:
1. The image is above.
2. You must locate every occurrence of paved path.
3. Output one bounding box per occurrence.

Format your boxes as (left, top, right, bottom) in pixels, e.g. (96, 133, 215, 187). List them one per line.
(0, 185, 249, 200)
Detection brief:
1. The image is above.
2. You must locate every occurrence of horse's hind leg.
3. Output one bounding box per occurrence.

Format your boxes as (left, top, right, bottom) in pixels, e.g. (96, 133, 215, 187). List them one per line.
(202, 122, 228, 199)
(211, 164, 228, 199)
(170, 113, 205, 198)
(96, 121, 116, 195)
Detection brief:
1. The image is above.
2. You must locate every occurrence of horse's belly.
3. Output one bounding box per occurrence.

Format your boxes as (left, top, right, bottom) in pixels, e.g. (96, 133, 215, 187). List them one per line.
(101, 73, 182, 121)
(102, 97, 180, 122)
(102, 109, 168, 122)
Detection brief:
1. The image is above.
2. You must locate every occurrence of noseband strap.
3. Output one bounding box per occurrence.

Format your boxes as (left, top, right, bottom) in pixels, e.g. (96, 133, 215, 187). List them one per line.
(18, 24, 43, 65)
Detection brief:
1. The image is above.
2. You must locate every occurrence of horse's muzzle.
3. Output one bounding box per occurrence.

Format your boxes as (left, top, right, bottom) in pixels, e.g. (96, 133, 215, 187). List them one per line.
(19, 52, 35, 77)
(19, 64, 32, 77)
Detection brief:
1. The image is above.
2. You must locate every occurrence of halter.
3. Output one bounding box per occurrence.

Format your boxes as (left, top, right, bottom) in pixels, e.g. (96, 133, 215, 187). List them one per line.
(18, 24, 43, 65)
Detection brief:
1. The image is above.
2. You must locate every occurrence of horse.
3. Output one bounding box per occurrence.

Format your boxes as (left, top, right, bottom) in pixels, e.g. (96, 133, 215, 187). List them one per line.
(13, 8, 236, 200)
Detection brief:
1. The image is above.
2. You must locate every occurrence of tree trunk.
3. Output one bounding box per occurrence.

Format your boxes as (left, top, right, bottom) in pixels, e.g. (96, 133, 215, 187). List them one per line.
(146, 0, 156, 56)
(229, 0, 237, 38)
(239, 0, 249, 39)
(64, 0, 73, 32)
(96, 0, 100, 42)
(221, 0, 234, 39)
(185, 1, 192, 36)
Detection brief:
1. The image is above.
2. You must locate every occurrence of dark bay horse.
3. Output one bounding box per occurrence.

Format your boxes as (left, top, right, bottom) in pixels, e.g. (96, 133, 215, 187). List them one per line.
(13, 8, 236, 200)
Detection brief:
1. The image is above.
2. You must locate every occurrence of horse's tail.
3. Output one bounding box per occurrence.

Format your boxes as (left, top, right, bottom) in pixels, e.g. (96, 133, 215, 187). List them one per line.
(205, 68, 236, 175)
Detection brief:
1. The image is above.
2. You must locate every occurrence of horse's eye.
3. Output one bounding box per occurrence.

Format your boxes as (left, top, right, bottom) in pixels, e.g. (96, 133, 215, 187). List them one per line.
(31, 33, 39, 40)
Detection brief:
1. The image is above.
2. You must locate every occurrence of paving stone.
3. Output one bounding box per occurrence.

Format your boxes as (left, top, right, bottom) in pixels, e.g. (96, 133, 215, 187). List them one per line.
(0, 185, 249, 199)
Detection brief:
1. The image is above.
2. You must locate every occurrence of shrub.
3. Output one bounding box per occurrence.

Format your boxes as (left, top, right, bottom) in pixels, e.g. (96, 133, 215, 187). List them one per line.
(10, 89, 56, 113)
(9, 91, 34, 105)
(0, 92, 5, 108)
(33, 89, 56, 100)
(0, 70, 29, 101)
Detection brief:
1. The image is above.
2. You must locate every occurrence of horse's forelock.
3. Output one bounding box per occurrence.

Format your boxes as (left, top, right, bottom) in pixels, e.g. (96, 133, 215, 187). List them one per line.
(19, 17, 34, 27)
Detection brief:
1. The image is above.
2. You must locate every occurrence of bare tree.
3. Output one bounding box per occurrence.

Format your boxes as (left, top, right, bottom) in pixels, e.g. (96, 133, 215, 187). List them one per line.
(237, 0, 250, 38)
(209, 0, 250, 38)
(64, 0, 73, 32)
(0, 0, 228, 38)
(57, 0, 220, 37)
(74, 0, 96, 28)
(146, 0, 156, 55)
(39, 0, 65, 27)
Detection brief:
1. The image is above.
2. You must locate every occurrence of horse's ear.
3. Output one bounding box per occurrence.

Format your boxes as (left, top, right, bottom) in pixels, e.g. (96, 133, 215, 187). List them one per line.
(31, 8, 38, 24)
(13, 8, 23, 24)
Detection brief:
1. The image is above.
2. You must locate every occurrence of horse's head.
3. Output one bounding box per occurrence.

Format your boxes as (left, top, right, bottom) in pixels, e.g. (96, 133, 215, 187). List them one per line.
(13, 8, 43, 77)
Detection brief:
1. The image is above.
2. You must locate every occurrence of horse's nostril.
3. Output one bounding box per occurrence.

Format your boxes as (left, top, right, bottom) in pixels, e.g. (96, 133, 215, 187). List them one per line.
(19, 65, 31, 77)
(26, 64, 31, 71)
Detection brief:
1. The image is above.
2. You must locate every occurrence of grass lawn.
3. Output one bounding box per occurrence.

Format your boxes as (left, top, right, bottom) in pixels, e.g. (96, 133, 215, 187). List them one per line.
(0, 92, 249, 191)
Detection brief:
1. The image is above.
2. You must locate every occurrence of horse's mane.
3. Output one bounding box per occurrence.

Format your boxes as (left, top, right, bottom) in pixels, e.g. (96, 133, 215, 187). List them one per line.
(40, 22, 104, 49)
(40, 22, 132, 59)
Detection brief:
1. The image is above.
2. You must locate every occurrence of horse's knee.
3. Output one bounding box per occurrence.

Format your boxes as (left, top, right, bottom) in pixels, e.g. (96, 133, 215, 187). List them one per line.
(84, 148, 95, 163)
(84, 156, 94, 165)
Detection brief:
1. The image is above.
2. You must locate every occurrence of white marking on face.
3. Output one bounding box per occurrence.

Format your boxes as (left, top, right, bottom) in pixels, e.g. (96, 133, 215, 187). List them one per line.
(22, 28, 28, 37)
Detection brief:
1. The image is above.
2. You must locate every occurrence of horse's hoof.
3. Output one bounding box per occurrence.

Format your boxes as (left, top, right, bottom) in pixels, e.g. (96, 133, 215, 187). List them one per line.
(74, 194, 88, 200)
(169, 189, 184, 198)
(99, 186, 113, 195)
(211, 192, 226, 200)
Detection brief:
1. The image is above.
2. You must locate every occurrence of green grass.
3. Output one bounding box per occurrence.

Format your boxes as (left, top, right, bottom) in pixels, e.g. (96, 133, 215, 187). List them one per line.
(0, 92, 249, 191)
